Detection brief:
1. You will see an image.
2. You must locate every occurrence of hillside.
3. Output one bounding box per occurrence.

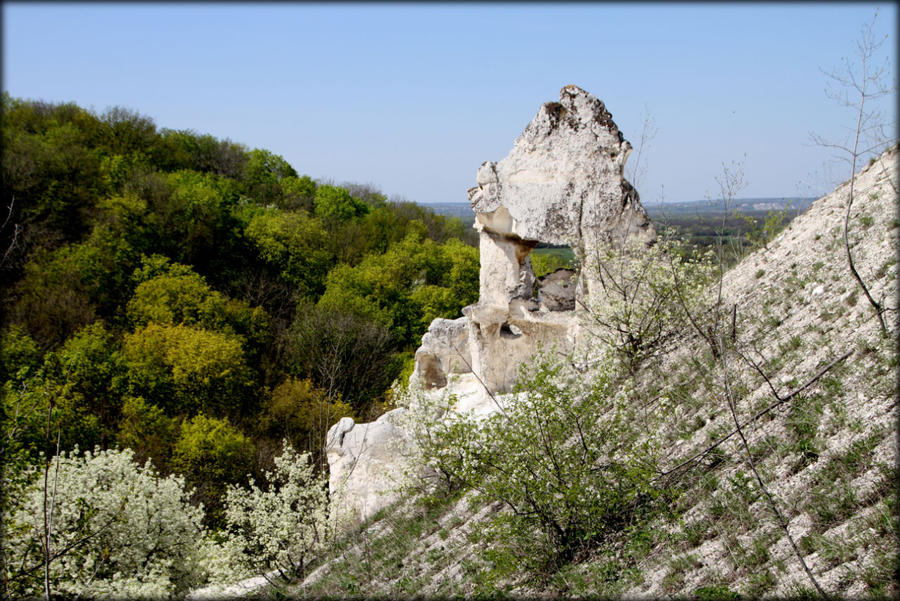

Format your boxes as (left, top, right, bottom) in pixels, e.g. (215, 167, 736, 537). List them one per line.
(287, 146, 897, 599)
(3, 91, 895, 599)
(0, 97, 480, 599)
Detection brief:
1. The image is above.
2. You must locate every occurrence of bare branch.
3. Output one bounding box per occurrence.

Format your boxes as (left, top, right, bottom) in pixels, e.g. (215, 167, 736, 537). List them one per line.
(812, 9, 895, 334)
(658, 349, 853, 479)
(719, 346, 828, 597)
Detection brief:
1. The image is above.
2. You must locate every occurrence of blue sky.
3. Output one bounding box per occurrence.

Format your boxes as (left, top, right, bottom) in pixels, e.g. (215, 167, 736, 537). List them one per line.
(4, 3, 897, 205)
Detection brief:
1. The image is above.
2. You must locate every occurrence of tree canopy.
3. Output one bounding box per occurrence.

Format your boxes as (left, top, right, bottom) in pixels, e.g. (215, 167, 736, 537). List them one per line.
(0, 96, 479, 548)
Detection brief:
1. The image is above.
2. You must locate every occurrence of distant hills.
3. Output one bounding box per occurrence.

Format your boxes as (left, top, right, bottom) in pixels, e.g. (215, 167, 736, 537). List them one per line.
(643, 196, 817, 216)
(420, 197, 818, 221)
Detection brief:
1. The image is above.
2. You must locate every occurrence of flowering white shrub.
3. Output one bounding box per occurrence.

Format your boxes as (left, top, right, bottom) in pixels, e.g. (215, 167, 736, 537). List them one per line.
(399, 349, 673, 568)
(194, 535, 252, 587)
(3, 447, 208, 599)
(587, 235, 717, 370)
(224, 440, 330, 581)
(394, 378, 472, 499)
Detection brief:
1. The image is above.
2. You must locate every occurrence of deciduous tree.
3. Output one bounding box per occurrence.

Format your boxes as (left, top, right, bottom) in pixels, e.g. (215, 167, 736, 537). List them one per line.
(224, 441, 330, 582)
(172, 414, 255, 527)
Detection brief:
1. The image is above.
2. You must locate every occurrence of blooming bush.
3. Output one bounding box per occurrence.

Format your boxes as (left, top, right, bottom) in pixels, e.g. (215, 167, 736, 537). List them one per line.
(224, 440, 330, 581)
(3, 447, 208, 599)
(400, 350, 671, 569)
(586, 235, 717, 370)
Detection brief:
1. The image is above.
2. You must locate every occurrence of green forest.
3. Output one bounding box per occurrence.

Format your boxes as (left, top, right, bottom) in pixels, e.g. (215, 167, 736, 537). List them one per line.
(0, 94, 480, 538)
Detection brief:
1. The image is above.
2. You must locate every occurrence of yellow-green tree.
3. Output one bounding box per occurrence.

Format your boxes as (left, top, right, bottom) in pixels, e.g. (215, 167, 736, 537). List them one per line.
(116, 396, 179, 472)
(123, 323, 253, 418)
(317, 233, 478, 346)
(313, 184, 369, 223)
(127, 255, 271, 362)
(172, 413, 255, 527)
(261, 377, 354, 459)
(244, 209, 334, 300)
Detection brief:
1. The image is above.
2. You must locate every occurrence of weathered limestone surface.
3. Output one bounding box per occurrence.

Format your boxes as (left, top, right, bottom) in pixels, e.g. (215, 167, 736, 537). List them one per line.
(467, 84, 655, 318)
(469, 85, 653, 246)
(325, 85, 656, 525)
(537, 268, 577, 311)
(462, 84, 655, 394)
(412, 317, 471, 389)
(325, 409, 409, 526)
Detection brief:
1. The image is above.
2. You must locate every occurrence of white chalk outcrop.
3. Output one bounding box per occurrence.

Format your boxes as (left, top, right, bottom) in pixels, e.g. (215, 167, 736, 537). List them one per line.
(325, 86, 656, 526)
(325, 411, 411, 527)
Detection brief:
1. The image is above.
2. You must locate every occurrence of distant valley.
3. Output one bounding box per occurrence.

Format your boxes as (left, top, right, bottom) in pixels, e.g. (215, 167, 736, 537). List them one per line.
(422, 197, 818, 253)
(420, 197, 816, 220)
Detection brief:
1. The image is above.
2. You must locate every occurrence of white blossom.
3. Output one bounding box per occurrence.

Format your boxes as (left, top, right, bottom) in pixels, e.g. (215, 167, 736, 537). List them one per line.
(4, 447, 208, 599)
(223, 440, 331, 581)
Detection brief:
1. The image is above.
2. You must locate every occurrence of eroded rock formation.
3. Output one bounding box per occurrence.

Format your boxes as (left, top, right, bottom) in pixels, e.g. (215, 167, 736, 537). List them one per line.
(461, 84, 655, 394)
(325, 85, 656, 525)
(412, 317, 471, 390)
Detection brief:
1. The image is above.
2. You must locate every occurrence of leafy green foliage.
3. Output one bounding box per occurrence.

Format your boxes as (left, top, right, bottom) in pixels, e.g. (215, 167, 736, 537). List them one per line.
(150, 127, 248, 179)
(243, 208, 333, 300)
(531, 247, 575, 278)
(2, 378, 98, 462)
(155, 169, 241, 269)
(127, 256, 268, 340)
(123, 323, 253, 418)
(10, 243, 111, 349)
(693, 584, 742, 600)
(53, 323, 128, 442)
(403, 351, 670, 567)
(735, 205, 790, 254)
(1, 97, 104, 246)
(261, 377, 354, 460)
(242, 149, 298, 206)
(314, 184, 369, 222)
(116, 396, 179, 471)
(2, 324, 128, 458)
(0, 97, 479, 582)
(278, 174, 317, 211)
(0, 326, 42, 383)
(318, 233, 478, 346)
(127, 260, 223, 327)
(100, 106, 158, 156)
(172, 414, 255, 526)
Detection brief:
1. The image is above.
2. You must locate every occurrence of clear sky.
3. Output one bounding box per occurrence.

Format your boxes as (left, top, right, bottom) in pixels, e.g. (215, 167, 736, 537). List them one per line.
(3, 3, 897, 205)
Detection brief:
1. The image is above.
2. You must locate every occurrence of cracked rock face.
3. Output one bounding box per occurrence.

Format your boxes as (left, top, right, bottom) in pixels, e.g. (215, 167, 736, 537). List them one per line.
(325, 86, 656, 526)
(538, 268, 577, 311)
(468, 84, 655, 308)
(461, 85, 656, 393)
(413, 317, 471, 389)
(468, 84, 654, 247)
(325, 409, 410, 527)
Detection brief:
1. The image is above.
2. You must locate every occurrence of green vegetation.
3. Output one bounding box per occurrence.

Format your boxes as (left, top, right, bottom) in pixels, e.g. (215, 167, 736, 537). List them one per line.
(436, 353, 671, 567)
(370, 239, 722, 596)
(646, 205, 803, 264)
(0, 95, 479, 596)
(313, 181, 891, 600)
(531, 245, 575, 277)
